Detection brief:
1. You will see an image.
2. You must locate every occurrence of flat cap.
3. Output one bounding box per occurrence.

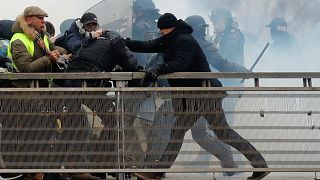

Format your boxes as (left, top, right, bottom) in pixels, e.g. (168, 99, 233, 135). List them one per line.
(23, 6, 48, 17)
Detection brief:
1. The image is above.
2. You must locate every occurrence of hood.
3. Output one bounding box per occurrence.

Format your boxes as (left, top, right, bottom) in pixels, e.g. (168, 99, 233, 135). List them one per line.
(11, 15, 47, 40)
(68, 19, 83, 34)
(161, 20, 193, 41)
(174, 20, 193, 34)
(68, 19, 92, 39)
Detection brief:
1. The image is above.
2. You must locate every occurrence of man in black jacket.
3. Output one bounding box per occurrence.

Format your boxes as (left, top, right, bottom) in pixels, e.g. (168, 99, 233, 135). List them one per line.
(63, 30, 139, 87)
(125, 13, 269, 180)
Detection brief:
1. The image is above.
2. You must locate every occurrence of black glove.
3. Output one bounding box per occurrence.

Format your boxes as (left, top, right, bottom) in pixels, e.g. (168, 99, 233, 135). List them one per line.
(112, 65, 123, 72)
(142, 66, 159, 87)
(124, 38, 133, 47)
(4, 61, 17, 73)
(112, 37, 126, 50)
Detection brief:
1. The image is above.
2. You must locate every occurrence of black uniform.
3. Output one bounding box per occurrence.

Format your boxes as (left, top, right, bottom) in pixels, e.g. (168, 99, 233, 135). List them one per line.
(65, 30, 139, 87)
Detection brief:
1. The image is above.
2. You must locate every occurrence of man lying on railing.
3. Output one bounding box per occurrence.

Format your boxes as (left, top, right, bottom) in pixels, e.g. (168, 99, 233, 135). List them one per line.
(57, 12, 141, 87)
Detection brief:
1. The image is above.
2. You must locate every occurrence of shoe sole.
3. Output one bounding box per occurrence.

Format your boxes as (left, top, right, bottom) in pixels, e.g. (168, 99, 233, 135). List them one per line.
(247, 172, 270, 180)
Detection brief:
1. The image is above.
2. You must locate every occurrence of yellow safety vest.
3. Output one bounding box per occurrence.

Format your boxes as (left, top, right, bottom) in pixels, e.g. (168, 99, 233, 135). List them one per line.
(7, 33, 50, 58)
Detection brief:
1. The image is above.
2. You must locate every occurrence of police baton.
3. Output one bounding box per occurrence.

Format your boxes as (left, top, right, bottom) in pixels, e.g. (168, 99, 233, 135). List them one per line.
(240, 42, 270, 84)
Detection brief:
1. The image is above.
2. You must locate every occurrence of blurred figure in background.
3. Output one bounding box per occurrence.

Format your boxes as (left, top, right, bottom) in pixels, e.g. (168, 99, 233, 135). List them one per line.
(0, 20, 14, 40)
(132, 0, 161, 67)
(266, 17, 298, 54)
(256, 17, 302, 73)
(59, 19, 74, 35)
(45, 21, 56, 42)
(209, 7, 245, 86)
(0, 19, 17, 74)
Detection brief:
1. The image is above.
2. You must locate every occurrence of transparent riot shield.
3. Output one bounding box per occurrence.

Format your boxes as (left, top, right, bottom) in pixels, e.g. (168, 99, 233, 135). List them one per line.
(86, 0, 134, 38)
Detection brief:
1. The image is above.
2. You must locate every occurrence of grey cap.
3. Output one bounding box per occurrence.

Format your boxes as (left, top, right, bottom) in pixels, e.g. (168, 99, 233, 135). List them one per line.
(23, 6, 48, 17)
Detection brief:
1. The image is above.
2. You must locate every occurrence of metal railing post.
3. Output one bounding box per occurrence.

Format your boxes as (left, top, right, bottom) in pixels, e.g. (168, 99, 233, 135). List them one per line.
(115, 80, 128, 180)
(315, 172, 320, 180)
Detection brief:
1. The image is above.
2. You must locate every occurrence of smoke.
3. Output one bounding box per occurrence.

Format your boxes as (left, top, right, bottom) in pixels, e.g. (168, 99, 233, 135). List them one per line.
(154, 0, 320, 86)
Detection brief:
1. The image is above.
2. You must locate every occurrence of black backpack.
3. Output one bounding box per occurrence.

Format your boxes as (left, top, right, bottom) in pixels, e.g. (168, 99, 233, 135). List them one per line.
(0, 20, 14, 40)
(54, 31, 69, 47)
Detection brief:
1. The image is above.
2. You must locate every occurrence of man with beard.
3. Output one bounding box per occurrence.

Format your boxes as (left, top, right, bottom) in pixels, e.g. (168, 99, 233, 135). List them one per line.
(125, 13, 269, 180)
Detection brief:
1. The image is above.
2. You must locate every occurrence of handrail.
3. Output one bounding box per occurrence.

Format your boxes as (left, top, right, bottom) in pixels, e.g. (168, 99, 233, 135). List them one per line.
(0, 87, 319, 91)
(0, 72, 320, 80)
(0, 168, 320, 173)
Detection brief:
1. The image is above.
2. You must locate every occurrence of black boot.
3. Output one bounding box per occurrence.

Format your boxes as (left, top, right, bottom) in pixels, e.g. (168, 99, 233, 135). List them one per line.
(247, 172, 270, 180)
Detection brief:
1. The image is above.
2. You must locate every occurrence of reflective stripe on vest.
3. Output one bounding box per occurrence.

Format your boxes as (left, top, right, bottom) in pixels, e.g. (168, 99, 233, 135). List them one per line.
(7, 33, 50, 58)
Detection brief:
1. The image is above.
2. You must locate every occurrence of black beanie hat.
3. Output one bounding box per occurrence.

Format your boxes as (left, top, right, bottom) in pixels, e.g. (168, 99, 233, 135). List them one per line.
(157, 13, 178, 29)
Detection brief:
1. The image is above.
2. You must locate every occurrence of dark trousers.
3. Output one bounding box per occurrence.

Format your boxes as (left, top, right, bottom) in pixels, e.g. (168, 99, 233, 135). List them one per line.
(158, 93, 267, 168)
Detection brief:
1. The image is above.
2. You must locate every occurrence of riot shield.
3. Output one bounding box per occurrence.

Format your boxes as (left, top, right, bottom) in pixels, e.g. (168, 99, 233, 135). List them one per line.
(86, 0, 134, 38)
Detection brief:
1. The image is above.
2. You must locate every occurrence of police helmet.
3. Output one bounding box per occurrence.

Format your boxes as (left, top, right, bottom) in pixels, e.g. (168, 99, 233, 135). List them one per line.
(134, 0, 156, 11)
(59, 19, 74, 34)
(266, 17, 287, 29)
(185, 15, 209, 32)
(209, 7, 233, 25)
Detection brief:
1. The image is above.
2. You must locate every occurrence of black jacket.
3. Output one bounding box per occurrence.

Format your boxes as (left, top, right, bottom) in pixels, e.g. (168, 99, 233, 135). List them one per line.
(67, 31, 139, 73)
(126, 20, 221, 87)
(57, 19, 92, 54)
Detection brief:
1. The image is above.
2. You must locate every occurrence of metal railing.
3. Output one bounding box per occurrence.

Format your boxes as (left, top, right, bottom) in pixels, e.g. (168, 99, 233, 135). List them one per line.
(0, 72, 320, 178)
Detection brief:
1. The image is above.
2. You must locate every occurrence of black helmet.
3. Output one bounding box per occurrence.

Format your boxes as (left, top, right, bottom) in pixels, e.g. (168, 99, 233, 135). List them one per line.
(134, 0, 156, 11)
(209, 7, 233, 24)
(266, 17, 287, 29)
(185, 15, 209, 32)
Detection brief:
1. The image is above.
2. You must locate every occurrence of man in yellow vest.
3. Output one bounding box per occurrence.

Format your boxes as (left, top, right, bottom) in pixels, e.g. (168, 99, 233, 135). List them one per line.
(4, 6, 72, 180)
(8, 6, 62, 73)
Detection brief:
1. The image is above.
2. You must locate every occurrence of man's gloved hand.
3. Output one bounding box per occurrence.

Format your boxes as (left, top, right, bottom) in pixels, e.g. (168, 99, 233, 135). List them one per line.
(112, 37, 126, 50)
(112, 65, 123, 72)
(4, 61, 17, 73)
(124, 38, 132, 47)
(142, 66, 159, 87)
(145, 66, 159, 81)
